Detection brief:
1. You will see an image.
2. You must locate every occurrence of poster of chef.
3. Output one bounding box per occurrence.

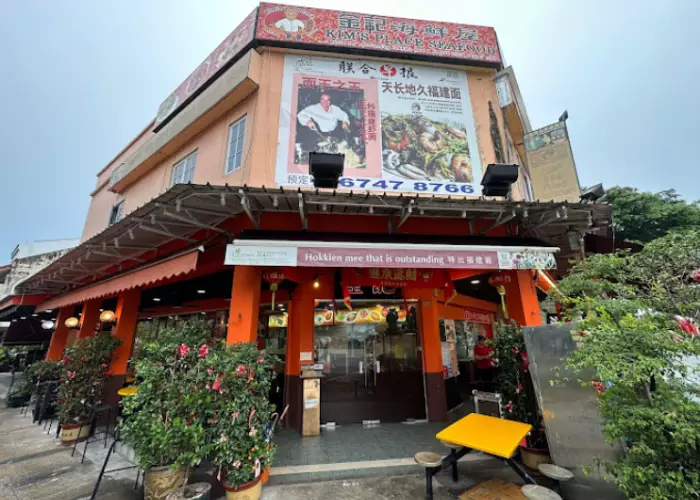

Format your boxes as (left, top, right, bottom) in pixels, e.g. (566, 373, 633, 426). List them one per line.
(275, 55, 482, 195)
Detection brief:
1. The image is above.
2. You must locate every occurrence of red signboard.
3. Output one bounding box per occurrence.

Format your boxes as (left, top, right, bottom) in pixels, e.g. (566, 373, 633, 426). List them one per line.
(155, 8, 257, 125)
(342, 268, 450, 289)
(256, 3, 501, 64)
(487, 271, 514, 287)
(464, 308, 492, 325)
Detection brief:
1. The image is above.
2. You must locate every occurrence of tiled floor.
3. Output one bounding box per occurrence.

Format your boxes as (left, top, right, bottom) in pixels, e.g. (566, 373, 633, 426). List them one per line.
(274, 423, 450, 467)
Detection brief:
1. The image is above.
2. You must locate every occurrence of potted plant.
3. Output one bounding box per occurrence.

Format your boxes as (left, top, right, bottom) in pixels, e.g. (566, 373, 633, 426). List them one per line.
(57, 333, 121, 444)
(120, 321, 212, 500)
(492, 321, 549, 469)
(201, 342, 277, 500)
(6, 360, 60, 407)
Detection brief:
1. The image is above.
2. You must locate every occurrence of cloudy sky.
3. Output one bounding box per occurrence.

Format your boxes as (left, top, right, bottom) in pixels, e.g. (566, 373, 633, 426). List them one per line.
(1, 0, 698, 260)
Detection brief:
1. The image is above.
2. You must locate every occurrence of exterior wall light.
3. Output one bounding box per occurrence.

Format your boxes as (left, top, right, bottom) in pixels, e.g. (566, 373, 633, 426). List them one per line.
(481, 163, 519, 197)
(65, 317, 80, 328)
(99, 310, 117, 323)
(41, 320, 55, 330)
(309, 152, 345, 189)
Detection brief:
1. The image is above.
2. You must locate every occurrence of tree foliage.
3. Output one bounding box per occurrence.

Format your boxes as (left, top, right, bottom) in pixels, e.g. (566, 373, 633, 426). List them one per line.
(603, 186, 700, 244)
(558, 229, 700, 499)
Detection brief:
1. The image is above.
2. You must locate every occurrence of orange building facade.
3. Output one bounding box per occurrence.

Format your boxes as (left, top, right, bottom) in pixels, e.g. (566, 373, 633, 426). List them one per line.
(10, 3, 610, 428)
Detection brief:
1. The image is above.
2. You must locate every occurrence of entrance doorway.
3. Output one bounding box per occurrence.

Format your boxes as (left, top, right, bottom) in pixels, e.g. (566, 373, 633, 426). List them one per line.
(314, 301, 425, 424)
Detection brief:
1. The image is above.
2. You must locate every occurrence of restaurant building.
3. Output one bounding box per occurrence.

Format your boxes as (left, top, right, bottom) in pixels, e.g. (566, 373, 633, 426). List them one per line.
(14, 3, 610, 429)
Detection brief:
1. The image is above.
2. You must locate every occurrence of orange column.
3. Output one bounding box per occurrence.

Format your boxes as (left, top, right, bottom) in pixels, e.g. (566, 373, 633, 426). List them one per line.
(227, 266, 261, 344)
(46, 307, 73, 360)
(503, 270, 543, 327)
(78, 299, 101, 338)
(110, 289, 141, 375)
(284, 273, 332, 431)
(407, 287, 447, 422)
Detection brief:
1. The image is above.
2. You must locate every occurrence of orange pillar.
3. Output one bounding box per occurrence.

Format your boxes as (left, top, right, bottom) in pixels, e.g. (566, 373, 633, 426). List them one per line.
(46, 307, 73, 360)
(413, 289, 448, 422)
(110, 289, 141, 375)
(227, 266, 261, 344)
(503, 270, 543, 327)
(78, 299, 101, 338)
(285, 273, 332, 431)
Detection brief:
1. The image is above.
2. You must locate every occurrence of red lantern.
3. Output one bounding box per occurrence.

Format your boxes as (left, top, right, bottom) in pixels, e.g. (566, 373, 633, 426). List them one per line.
(262, 270, 285, 309)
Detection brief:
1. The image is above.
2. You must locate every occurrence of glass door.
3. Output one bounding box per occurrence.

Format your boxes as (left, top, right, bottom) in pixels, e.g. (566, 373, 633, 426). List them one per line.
(315, 302, 425, 424)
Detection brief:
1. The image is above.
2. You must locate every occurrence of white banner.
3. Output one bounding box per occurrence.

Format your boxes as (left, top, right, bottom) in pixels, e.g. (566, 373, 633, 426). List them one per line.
(275, 55, 482, 195)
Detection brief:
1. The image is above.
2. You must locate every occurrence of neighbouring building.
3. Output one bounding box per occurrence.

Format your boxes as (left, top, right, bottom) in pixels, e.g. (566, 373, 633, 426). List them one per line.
(0, 239, 78, 346)
(12, 4, 608, 427)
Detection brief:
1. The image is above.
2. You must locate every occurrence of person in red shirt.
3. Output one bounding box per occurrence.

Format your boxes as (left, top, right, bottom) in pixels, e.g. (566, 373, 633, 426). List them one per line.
(473, 335, 494, 386)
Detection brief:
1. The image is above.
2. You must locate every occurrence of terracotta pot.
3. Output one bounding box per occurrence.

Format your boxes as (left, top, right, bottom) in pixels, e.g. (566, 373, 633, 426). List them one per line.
(519, 445, 551, 470)
(222, 475, 262, 500)
(144, 465, 188, 500)
(59, 423, 90, 445)
(164, 482, 212, 500)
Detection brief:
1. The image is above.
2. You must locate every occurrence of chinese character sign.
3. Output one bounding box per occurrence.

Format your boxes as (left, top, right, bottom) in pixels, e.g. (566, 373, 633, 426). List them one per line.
(276, 55, 482, 195)
(155, 8, 256, 125)
(256, 3, 501, 64)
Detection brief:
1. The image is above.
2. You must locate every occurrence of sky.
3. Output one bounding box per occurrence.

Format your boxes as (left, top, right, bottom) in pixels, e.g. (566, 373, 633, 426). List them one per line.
(1, 0, 698, 261)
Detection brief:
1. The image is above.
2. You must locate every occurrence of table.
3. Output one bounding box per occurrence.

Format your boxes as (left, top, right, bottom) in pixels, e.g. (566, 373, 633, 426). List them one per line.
(423, 413, 537, 499)
(117, 385, 139, 397)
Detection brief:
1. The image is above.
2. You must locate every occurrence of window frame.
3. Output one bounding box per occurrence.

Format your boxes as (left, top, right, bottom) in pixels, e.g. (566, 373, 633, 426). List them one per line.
(224, 115, 247, 176)
(108, 200, 124, 226)
(170, 150, 198, 187)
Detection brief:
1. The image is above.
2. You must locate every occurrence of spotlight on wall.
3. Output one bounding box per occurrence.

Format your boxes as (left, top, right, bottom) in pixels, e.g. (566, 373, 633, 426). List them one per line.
(579, 183, 605, 203)
(313, 278, 320, 289)
(309, 152, 345, 189)
(481, 163, 519, 197)
(99, 310, 117, 323)
(470, 279, 481, 285)
(41, 320, 55, 330)
(197, 289, 206, 294)
(65, 317, 80, 329)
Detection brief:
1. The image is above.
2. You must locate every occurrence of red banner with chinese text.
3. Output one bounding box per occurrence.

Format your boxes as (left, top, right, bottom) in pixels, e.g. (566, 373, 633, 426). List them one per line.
(256, 3, 501, 64)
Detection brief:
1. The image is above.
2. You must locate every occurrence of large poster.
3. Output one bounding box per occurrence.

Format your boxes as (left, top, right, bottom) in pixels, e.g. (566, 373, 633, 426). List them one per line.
(257, 3, 501, 64)
(276, 55, 482, 195)
(524, 121, 581, 202)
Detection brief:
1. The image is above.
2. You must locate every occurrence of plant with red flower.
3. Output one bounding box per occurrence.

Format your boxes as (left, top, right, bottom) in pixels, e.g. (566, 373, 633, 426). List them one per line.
(235, 364, 248, 377)
(591, 381, 605, 394)
(692, 269, 700, 283)
(177, 343, 190, 358)
(212, 373, 223, 391)
(503, 401, 513, 413)
(198, 344, 209, 358)
(60, 357, 69, 365)
(66, 371, 76, 380)
(676, 316, 698, 337)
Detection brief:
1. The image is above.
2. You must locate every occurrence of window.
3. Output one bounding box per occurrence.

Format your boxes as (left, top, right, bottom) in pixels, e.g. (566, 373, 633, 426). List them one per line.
(170, 151, 197, 186)
(225, 116, 246, 175)
(109, 201, 124, 226)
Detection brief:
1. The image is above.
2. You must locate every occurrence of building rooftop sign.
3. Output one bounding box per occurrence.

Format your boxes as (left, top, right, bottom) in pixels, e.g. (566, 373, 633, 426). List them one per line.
(155, 3, 501, 128)
(255, 3, 501, 65)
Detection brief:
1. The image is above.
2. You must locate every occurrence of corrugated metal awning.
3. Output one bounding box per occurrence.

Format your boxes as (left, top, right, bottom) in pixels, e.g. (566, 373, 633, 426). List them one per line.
(15, 184, 611, 297)
(36, 249, 200, 311)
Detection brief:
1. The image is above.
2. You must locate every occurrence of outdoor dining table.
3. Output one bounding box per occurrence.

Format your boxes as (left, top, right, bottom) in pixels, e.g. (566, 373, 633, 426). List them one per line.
(422, 413, 537, 499)
(116, 385, 139, 397)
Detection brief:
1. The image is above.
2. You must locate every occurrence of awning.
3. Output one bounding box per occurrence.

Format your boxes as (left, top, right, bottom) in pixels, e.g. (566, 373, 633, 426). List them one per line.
(225, 239, 559, 270)
(37, 249, 200, 311)
(15, 184, 611, 296)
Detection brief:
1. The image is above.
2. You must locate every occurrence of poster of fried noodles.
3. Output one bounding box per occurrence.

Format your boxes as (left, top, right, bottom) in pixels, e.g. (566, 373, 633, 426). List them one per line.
(275, 55, 482, 196)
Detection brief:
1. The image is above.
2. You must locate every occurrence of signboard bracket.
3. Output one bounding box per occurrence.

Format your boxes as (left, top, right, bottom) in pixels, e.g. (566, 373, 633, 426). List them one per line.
(481, 209, 517, 236)
(397, 200, 415, 229)
(239, 190, 261, 229)
(298, 193, 308, 230)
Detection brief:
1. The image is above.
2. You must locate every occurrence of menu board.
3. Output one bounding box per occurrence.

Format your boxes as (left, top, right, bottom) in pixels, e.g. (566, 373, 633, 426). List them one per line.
(314, 305, 407, 326)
